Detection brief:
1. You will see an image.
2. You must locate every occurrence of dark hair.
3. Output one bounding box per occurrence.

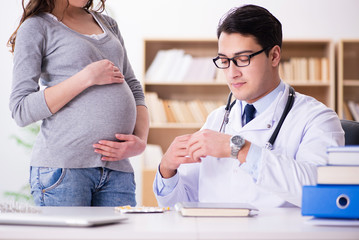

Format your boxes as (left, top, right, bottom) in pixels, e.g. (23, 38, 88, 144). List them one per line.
(217, 4, 282, 56)
(7, 0, 106, 53)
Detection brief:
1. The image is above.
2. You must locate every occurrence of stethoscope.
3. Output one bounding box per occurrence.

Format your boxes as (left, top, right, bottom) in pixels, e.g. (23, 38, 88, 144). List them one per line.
(219, 86, 296, 150)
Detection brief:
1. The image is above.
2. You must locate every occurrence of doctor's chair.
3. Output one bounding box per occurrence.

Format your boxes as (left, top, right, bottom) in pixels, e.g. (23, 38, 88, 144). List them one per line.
(340, 119, 359, 145)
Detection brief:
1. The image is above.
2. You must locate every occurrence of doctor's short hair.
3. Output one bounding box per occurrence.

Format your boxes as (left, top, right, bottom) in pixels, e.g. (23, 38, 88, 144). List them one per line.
(217, 4, 282, 56)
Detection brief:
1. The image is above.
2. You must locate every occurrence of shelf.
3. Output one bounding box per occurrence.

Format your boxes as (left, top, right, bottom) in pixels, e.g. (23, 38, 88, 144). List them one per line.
(150, 123, 203, 129)
(143, 39, 218, 73)
(343, 80, 359, 86)
(142, 38, 338, 206)
(145, 82, 227, 86)
(280, 40, 335, 110)
(146, 81, 332, 87)
(148, 127, 201, 153)
(141, 169, 157, 206)
(145, 82, 229, 102)
(287, 81, 331, 87)
(143, 38, 337, 149)
(337, 39, 359, 119)
(281, 40, 333, 58)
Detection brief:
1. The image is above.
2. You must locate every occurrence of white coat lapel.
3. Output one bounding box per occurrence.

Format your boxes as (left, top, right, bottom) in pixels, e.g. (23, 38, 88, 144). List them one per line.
(225, 84, 290, 134)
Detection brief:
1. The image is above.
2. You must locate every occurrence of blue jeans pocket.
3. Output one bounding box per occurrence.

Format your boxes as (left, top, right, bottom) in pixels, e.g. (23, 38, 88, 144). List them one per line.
(37, 167, 67, 192)
(30, 167, 136, 206)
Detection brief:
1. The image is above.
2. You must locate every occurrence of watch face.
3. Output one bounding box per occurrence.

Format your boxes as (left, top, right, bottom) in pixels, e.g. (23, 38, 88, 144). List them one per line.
(232, 135, 244, 145)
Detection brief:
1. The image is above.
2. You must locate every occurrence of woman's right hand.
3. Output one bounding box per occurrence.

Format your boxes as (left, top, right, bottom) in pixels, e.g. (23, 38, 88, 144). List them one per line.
(43, 59, 125, 114)
(81, 59, 125, 87)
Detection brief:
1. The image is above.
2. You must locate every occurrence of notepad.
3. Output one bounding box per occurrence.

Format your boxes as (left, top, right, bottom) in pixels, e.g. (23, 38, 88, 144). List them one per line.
(174, 202, 258, 217)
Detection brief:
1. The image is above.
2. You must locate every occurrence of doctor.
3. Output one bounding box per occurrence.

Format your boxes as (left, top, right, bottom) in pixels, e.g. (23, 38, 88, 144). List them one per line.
(153, 4, 344, 208)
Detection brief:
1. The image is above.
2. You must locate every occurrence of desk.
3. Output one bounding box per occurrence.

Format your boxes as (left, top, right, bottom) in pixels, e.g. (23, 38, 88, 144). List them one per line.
(0, 207, 358, 240)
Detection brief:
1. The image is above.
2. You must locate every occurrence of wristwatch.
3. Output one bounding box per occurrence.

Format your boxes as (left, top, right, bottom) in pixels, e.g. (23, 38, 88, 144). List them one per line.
(230, 135, 245, 159)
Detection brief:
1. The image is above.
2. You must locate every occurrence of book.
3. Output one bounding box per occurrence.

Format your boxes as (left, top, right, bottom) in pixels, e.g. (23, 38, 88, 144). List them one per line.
(302, 185, 359, 219)
(166, 49, 186, 82)
(196, 100, 210, 120)
(178, 101, 196, 123)
(308, 57, 321, 82)
(173, 54, 192, 82)
(155, 49, 183, 82)
(169, 100, 186, 123)
(187, 100, 206, 123)
(145, 49, 217, 83)
(145, 92, 167, 124)
(279, 57, 328, 83)
(174, 202, 258, 217)
(306, 217, 359, 226)
(347, 101, 359, 121)
(317, 166, 359, 184)
(162, 100, 176, 123)
(145, 50, 166, 82)
(327, 146, 359, 165)
(321, 57, 329, 82)
(343, 101, 354, 121)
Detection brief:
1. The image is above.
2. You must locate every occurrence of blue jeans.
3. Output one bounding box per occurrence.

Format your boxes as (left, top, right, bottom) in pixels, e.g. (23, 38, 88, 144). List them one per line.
(30, 167, 136, 207)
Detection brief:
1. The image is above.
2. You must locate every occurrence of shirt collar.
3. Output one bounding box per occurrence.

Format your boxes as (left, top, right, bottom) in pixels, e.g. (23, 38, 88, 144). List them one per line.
(241, 80, 285, 117)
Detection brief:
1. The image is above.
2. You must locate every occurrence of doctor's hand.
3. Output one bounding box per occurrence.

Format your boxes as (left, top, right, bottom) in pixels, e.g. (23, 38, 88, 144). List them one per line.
(93, 134, 146, 161)
(80, 59, 125, 87)
(188, 129, 251, 163)
(187, 129, 232, 162)
(159, 134, 198, 179)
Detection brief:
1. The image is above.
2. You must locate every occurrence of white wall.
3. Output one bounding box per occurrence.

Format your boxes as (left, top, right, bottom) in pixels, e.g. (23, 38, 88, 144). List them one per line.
(1, 0, 359, 204)
(106, 0, 359, 80)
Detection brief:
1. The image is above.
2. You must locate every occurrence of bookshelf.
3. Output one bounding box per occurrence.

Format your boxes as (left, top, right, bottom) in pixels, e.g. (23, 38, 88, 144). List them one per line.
(337, 40, 359, 121)
(142, 39, 228, 206)
(141, 39, 336, 206)
(280, 40, 335, 110)
(143, 39, 229, 153)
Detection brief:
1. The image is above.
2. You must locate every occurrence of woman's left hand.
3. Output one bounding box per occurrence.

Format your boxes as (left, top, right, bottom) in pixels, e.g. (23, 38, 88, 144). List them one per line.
(93, 134, 146, 161)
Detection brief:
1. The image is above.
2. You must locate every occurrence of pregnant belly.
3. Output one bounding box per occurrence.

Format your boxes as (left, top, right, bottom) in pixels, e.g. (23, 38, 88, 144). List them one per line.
(46, 83, 137, 148)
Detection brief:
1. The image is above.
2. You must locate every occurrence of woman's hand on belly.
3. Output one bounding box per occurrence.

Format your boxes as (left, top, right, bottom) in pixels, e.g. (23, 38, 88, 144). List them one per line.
(93, 134, 146, 161)
(82, 59, 125, 86)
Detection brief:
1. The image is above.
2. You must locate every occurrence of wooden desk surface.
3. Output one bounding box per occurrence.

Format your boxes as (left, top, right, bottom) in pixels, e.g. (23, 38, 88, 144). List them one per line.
(0, 207, 358, 240)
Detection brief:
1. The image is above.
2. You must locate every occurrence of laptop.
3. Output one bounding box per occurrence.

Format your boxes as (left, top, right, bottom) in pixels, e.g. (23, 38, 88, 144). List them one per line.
(0, 206, 127, 227)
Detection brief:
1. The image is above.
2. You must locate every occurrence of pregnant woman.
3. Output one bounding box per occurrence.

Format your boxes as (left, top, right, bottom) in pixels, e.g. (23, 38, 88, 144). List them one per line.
(8, 0, 149, 206)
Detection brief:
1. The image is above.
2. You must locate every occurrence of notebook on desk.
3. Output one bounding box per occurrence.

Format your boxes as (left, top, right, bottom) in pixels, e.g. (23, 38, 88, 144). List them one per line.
(0, 207, 127, 227)
(174, 202, 258, 217)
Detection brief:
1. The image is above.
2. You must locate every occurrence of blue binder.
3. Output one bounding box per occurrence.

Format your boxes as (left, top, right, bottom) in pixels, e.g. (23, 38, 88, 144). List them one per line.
(302, 185, 359, 219)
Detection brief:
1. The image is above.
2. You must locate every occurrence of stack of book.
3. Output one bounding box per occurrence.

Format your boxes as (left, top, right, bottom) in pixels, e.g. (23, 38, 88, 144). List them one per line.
(145, 49, 220, 83)
(145, 92, 224, 124)
(279, 57, 329, 83)
(302, 146, 359, 219)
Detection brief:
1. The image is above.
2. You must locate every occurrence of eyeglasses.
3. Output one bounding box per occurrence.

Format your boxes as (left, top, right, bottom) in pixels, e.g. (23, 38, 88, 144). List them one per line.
(213, 47, 268, 69)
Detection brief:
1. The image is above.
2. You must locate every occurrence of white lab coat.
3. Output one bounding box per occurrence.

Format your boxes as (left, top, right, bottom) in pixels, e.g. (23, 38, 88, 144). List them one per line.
(154, 84, 344, 208)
